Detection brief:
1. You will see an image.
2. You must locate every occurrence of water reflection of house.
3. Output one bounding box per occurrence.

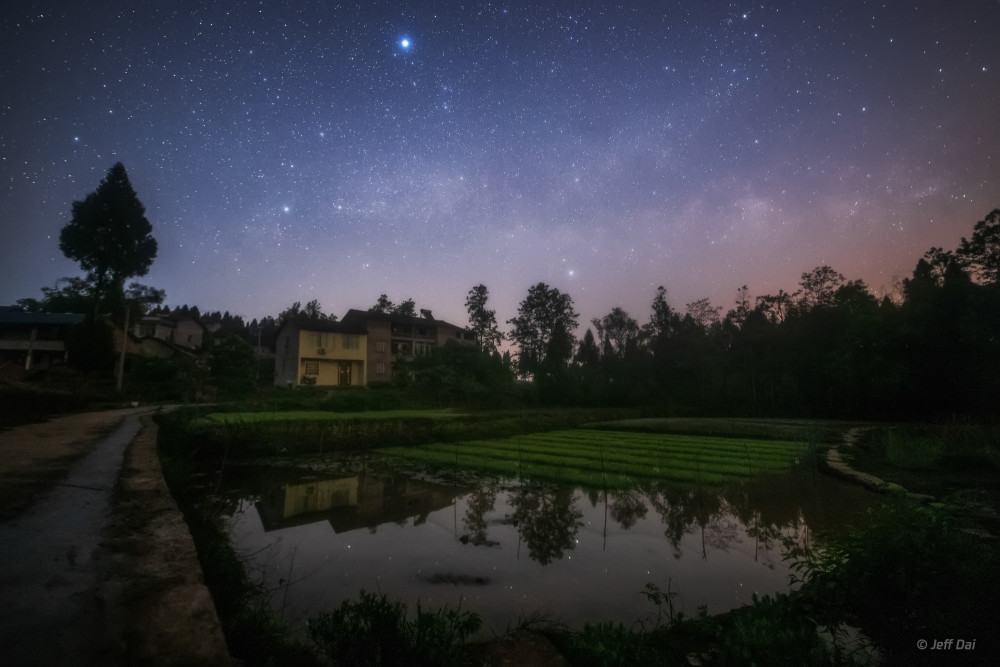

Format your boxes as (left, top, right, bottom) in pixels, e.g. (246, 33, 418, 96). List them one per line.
(256, 471, 461, 533)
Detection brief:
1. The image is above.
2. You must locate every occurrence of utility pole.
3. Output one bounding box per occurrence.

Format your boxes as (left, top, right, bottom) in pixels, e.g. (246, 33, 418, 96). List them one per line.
(116, 305, 129, 393)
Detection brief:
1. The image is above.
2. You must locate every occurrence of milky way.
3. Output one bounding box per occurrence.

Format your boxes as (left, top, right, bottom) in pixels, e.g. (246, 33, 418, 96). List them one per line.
(2, 1, 998, 330)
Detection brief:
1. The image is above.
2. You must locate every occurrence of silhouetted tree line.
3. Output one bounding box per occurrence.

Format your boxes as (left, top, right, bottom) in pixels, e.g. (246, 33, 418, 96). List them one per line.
(18, 183, 997, 419)
(542, 209, 1000, 420)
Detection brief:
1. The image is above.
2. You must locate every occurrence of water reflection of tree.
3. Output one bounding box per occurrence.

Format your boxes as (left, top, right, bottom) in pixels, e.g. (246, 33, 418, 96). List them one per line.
(609, 486, 648, 529)
(726, 478, 816, 559)
(646, 484, 725, 557)
(462, 481, 498, 544)
(510, 484, 584, 565)
(639, 475, 830, 562)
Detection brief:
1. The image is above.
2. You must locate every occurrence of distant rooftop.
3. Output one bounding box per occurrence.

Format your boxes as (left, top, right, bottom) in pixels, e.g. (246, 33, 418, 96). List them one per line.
(0, 308, 84, 326)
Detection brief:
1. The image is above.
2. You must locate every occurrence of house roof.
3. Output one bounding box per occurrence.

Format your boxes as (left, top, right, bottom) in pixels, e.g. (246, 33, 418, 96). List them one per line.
(0, 309, 84, 326)
(138, 313, 206, 331)
(273, 315, 367, 340)
(340, 308, 468, 331)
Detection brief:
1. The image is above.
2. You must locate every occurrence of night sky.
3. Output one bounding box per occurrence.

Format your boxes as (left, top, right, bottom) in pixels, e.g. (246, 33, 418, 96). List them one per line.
(2, 1, 998, 332)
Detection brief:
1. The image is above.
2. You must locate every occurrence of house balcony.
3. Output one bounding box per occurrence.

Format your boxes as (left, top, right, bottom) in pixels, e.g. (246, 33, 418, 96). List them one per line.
(0, 340, 67, 351)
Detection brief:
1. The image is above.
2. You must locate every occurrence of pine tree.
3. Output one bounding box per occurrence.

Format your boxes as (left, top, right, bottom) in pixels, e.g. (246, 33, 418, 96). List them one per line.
(59, 163, 157, 313)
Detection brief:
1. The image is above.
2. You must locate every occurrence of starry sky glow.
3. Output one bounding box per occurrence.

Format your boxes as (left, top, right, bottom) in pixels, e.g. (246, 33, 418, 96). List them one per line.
(2, 1, 998, 330)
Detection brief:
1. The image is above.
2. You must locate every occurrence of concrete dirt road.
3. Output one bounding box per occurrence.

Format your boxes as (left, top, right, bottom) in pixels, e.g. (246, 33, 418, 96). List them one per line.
(0, 407, 230, 665)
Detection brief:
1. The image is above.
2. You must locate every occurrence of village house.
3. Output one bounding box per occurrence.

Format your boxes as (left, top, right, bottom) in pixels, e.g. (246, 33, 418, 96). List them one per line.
(109, 321, 194, 361)
(273, 317, 368, 387)
(133, 312, 206, 350)
(340, 308, 475, 385)
(275, 309, 476, 387)
(0, 307, 84, 372)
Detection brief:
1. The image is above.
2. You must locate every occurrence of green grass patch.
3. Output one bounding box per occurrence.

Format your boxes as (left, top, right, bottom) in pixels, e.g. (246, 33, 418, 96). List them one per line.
(198, 408, 466, 425)
(881, 429, 946, 469)
(589, 417, 846, 443)
(380, 429, 806, 487)
(184, 407, 647, 460)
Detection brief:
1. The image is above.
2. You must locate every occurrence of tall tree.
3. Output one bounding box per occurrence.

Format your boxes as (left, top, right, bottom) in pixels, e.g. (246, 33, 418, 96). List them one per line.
(798, 265, 845, 310)
(507, 282, 578, 378)
(684, 298, 722, 332)
(592, 307, 640, 360)
(368, 294, 417, 317)
(728, 285, 752, 329)
(303, 299, 337, 321)
(393, 298, 417, 318)
(574, 328, 601, 367)
(17, 277, 95, 313)
(957, 208, 1000, 284)
(278, 301, 302, 323)
(465, 284, 503, 353)
(369, 294, 395, 314)
(643, 285, 677, 352)
(59, 163, 158, 313)
(755, 289, 798, 324)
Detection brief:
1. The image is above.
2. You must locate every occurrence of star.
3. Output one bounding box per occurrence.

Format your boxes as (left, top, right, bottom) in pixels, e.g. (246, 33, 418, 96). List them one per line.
(1, 0, 997, 336)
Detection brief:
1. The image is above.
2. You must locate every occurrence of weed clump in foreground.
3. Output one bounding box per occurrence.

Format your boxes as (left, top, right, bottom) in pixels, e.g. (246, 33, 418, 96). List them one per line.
(556, 593, 833, 667)
(307, 590, 482, 667)
(556, 500, 999, 666)
(791, 499, 999, 663)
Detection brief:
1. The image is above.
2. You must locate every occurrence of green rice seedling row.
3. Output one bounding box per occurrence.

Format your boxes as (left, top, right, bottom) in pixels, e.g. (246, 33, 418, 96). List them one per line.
(380, 429, 805, 486)
(415, 442, 713, 477)
(200, 409, 465, 425)
(437, 431, 803, 467)
(455, 429, 801, 454)
(576, 430, 803, 455)
(467, 435, 802, 465)
(415, 438, 794, 472)
(386, 445, 732, 486)
(508, 429, 805, 457)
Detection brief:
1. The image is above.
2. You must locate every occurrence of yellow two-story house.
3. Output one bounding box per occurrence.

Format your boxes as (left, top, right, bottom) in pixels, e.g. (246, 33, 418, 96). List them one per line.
(273, 317, 367, 387)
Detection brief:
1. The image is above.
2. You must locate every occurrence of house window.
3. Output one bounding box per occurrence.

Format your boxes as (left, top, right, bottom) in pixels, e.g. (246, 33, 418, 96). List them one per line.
(342, 335, 360, 350)
(303, 360, 319, 376)
(376, 361, 386, 375)
(375, 340, 387, 353)
(315, 332, 328, 348)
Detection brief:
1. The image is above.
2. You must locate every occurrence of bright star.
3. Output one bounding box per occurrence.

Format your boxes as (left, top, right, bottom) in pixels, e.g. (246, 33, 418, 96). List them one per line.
(283, 206, 290, 213)
(400, 37, 411, 50)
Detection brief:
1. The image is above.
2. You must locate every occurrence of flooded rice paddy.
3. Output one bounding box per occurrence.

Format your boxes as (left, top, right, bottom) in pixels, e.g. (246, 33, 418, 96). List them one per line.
(208, 448, 875, 635)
